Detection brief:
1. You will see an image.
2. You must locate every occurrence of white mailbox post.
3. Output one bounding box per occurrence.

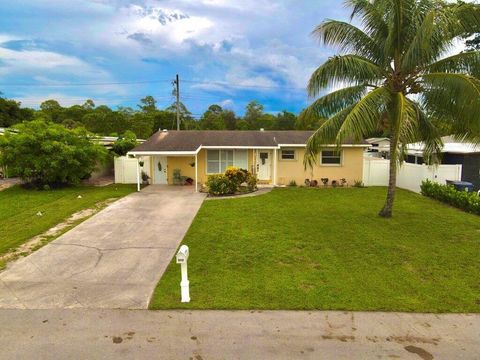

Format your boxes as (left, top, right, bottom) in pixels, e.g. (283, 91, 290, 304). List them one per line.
(176, 245, 190, 303)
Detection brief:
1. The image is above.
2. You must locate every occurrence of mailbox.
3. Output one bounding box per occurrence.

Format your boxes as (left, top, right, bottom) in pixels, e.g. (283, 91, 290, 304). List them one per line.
(176, 245, 190, 303)
(176, 245, 189, 264)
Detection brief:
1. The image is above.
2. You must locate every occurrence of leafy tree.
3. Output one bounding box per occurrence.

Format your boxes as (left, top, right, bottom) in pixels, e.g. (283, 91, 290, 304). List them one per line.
(39, 99, 63, 123)
(275, 111, 297, 130)
(236, 119, 249, 130)
(0, 96, 34, 127)
(82, 99, 95, 110)
(199, 104, 226, 130)
(244, 100, 264, 129)
(296, 109, 326, 130)
(111, 130, 137, 156)
(303, 0, 480, 217)
(138, 96, 157, 113)
(223, 110, 237, 130)
(166, 101, 193, 129)
(128, 112, 155, 139)
(0, 120, 106, 187)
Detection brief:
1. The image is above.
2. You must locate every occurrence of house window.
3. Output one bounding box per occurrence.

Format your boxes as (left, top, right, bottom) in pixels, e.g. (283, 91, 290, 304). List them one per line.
(206, 150, 247, 174)
(321, 150, 342, 165)
(281, 150, 296, 160)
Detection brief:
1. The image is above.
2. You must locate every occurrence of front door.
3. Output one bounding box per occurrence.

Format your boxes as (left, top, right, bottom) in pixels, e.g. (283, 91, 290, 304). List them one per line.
(256, 151, 271, 181)
(153, 156, 168, 184)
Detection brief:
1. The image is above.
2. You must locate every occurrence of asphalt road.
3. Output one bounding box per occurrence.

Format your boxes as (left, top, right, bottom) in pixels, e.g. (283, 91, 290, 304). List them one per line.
(1, 309, 478, 359)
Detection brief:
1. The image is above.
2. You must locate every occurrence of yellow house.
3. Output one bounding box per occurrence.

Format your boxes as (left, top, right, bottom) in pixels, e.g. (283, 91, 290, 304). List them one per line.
(128, 130, 369, 191)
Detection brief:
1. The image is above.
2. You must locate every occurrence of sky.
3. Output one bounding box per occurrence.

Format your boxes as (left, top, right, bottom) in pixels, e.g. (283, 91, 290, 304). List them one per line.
(0, 0, 352, 116)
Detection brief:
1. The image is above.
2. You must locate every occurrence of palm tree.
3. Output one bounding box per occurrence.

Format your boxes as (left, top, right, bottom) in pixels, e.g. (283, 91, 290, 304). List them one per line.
(303, 0, 480, 217)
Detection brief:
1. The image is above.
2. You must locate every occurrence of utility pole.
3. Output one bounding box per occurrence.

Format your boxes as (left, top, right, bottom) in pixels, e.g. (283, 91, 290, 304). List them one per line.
(175, 74, 180, 131)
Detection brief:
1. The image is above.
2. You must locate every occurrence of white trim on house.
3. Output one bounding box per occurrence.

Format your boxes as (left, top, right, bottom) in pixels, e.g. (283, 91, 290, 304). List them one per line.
(201, 146, 278, 150)
(129, 151, 198, 156)
(277, 144, 370, 148)
(128, 143, 370, 157)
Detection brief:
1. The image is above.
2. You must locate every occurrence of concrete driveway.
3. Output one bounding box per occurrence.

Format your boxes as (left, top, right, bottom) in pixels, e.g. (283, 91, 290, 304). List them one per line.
(0, 186, 206, 309)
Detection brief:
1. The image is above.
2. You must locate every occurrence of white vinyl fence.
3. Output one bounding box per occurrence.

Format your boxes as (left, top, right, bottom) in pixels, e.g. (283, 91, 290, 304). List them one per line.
(363, 158, 462, 193)
(114, 156, 152, 184)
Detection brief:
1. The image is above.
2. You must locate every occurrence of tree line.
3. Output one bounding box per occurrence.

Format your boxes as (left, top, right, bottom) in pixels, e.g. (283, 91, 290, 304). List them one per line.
(0, 95, 323, 139)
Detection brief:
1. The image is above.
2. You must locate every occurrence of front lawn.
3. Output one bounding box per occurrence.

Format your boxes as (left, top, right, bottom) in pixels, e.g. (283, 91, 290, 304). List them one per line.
(150, 187, 480, 312)
(0, 184, 135, 264)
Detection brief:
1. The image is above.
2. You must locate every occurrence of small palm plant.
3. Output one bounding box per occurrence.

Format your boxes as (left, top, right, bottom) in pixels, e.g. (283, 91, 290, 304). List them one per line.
(303, 0, 480, 217)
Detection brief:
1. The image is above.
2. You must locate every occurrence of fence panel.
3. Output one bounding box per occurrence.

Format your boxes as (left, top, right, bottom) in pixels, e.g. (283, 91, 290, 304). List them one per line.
(363, 158, 462, 193)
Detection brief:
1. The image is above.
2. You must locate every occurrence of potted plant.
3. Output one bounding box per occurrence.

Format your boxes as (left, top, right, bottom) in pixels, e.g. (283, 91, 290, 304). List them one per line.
(141, 171, 150, 185)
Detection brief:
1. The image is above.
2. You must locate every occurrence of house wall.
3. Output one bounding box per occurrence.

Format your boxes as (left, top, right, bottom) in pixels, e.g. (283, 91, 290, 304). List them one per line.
(166, 149, 258, 185)
(166, 156, 196, 184)
(276, 147, 364, 186)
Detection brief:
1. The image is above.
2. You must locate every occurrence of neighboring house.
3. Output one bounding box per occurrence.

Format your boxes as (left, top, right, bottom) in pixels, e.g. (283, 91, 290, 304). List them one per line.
(406, 136, 480, 189)
(365, 137, 390, 158)
(127, 130, 369, 191)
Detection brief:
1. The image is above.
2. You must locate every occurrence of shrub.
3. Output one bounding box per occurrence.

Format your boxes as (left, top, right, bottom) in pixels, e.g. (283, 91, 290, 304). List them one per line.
(353, 179, 364, 188)
(420, 180, 480, 215)
(111, 130, 137, 156)
(206, 174, 236, 195)
(246, 173, 258, 192)
(0, 120, 106, 187)
(224, 167, 247, 188)
(207, 168, 257, 195)
(288, 180, 297, 187)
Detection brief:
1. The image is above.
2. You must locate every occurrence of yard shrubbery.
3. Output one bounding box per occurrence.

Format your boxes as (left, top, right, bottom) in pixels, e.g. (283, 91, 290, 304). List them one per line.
(0, 120, 107, 188)
(206, 167, 257, 196)
(421, 180, 480, 215)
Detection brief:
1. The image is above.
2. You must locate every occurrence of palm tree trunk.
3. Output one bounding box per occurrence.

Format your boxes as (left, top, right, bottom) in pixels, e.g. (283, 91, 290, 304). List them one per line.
(378, 152, 397, 218)
(379, 129, 399, 218)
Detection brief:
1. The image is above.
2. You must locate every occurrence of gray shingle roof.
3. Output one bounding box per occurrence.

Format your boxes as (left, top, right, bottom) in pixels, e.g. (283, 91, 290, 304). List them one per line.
(131, 130, 367, 152)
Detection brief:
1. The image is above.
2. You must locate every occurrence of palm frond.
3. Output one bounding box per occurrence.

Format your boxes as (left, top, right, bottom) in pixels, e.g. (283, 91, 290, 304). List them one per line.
(346, 0, 389, 40)
(305, 84, 369, 119)
(421, 73, 480, 134)
(304, 106, 354, 168)
(428, 52, 480, 78)
(307, 55, 384, 97)
(404, 99, 443, 164)
(401, 10, 435, 71)
(305, 87, 392, 168)
(313, 20, 381, 62)
(452, 2, 480, 36)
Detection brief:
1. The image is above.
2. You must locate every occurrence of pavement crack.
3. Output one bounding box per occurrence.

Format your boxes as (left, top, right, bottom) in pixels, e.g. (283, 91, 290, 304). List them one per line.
(0, 278, 28, 309)
(50, 243, 173, 251)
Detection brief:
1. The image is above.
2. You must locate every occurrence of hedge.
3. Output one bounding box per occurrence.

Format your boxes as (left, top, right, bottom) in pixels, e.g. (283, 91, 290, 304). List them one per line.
(420, 180, 480, 215)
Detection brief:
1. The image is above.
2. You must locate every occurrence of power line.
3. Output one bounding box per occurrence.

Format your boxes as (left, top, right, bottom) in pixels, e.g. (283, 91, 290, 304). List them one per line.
(0, 78, 307, 91)
(0, 79, 173, 87)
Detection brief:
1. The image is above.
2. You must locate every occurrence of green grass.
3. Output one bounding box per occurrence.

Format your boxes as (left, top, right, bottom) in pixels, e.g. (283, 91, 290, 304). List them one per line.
(150, 187, 480, 312)
(0, 184, 136, 261)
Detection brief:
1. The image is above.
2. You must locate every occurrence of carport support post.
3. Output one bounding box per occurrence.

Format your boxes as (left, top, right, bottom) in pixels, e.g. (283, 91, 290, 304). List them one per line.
(136, 157, 140, 192)
(273, 148, 278, 186)
(195, 153, 198, 192)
